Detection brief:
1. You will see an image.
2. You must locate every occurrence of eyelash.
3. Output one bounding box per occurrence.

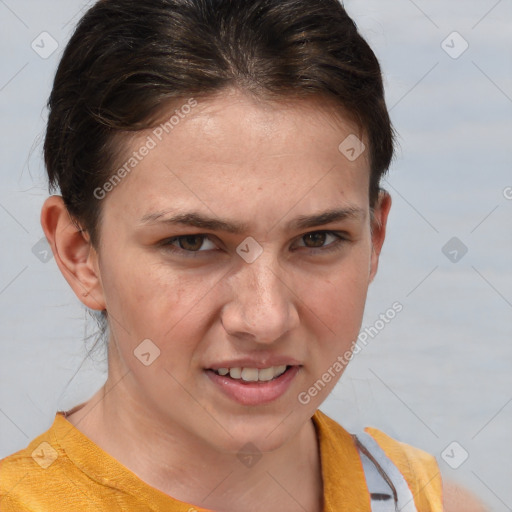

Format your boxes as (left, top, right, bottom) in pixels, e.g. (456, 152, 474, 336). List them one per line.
(159, 230, 348, 257)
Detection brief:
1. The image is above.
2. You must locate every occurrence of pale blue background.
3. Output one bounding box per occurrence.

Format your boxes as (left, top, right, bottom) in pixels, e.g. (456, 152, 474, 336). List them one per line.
(1, 1, 511, 510)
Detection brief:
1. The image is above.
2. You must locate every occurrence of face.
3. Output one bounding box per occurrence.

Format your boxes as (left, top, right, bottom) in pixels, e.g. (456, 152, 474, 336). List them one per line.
(84, 88, 390, 454)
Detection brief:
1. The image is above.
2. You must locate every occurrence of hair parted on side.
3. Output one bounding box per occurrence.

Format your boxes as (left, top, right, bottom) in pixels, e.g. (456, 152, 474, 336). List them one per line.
(44, 0, 395, 249)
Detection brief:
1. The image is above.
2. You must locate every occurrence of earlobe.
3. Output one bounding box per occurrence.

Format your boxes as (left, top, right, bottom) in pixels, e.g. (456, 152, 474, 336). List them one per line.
(40, 195, 106, 311)
(368, 190, 392, 283)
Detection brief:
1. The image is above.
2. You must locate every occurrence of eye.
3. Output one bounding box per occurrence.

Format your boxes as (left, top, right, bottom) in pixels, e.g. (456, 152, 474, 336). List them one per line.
(160, 234, 217, 255)
(295, 231, 347, 253)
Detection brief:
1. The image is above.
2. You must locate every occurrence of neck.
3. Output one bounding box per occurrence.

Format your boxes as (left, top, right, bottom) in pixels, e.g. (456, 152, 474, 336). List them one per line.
(65, 365, 324, 512)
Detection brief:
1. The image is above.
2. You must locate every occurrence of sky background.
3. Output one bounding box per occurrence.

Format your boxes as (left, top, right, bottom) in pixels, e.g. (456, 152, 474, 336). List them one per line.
(0, 0, 511, 510)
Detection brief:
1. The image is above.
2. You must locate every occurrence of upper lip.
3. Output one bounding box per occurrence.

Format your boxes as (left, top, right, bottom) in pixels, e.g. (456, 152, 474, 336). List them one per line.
(206, 356, 301, 370)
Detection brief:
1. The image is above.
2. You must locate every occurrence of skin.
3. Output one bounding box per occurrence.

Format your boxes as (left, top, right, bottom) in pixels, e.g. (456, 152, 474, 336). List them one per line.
(41, 87, 485, 512)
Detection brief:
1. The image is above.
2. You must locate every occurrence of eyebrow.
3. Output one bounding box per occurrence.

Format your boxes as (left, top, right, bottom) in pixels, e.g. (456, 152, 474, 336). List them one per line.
(139, 207, 365, 234)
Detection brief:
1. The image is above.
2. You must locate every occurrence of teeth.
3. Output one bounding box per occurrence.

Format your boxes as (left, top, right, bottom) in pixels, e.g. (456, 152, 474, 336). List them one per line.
(229, 367, 242, 379)
(258, 367, 275, 382)
(241, 368, 259, 382)
(216, 365, 288, 382)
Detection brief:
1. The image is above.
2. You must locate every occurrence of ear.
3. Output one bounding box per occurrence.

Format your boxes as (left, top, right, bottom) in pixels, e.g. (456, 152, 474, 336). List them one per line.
(369, 189, 392, 283)
(40, 195, 106, 311)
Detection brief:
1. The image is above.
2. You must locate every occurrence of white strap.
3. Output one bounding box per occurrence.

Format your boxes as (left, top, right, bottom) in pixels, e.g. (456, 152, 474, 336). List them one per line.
(355, 431, 418, 512)
(359, 449, 396, 512)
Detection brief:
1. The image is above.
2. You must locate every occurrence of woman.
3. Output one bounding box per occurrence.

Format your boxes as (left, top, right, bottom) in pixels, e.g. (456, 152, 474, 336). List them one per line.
(0, 0, 487, 510)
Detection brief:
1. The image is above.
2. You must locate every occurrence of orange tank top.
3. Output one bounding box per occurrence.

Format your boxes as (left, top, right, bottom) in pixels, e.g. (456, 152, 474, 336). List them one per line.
(0, 409, 442, 511)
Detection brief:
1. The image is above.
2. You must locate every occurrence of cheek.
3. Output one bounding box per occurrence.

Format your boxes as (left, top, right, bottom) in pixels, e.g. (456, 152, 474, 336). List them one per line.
(306, 276, 368, 341)
(308, 249, 372, 328)
(107, 257, 223, 344)
(98, 253, 186, 336)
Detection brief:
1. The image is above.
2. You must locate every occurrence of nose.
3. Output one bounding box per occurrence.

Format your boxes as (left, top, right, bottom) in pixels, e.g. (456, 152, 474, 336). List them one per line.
(220, 251, 300, 344)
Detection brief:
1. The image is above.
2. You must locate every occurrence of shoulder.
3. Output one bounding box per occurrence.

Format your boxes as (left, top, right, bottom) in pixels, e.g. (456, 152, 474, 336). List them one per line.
(364, 427, 488, 512)
(363, 426, 443, 511)
(442, 479, 488, 512)
(364, 426, 442, 484)
(312, 410, 443, 510)
(0, 416, 68, 510)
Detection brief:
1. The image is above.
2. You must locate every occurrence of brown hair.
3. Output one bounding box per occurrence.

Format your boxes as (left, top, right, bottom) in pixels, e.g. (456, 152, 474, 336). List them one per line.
(44, 0, 394, 249)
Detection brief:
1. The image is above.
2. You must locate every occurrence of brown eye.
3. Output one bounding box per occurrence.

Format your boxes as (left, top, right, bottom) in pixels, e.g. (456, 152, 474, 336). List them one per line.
(178, 235, 206, 251)
(295, 231, 347, 254)
(160, 234, 217, 255)
(302, 232, 328, 248)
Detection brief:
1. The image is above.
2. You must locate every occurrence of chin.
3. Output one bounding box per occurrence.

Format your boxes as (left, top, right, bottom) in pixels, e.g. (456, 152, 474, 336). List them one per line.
(207, 407, 309, 454)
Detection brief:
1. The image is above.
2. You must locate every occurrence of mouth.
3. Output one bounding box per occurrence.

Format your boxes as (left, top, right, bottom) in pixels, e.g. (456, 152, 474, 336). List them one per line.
(204, 365, 300, 406)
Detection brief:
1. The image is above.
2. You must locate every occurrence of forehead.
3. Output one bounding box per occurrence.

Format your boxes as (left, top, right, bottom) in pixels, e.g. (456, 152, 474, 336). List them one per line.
(103, 89, 371, 226)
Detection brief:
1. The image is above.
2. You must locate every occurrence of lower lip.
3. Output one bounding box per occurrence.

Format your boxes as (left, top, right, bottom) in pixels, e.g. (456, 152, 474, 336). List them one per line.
(205, 366, 300, 406)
